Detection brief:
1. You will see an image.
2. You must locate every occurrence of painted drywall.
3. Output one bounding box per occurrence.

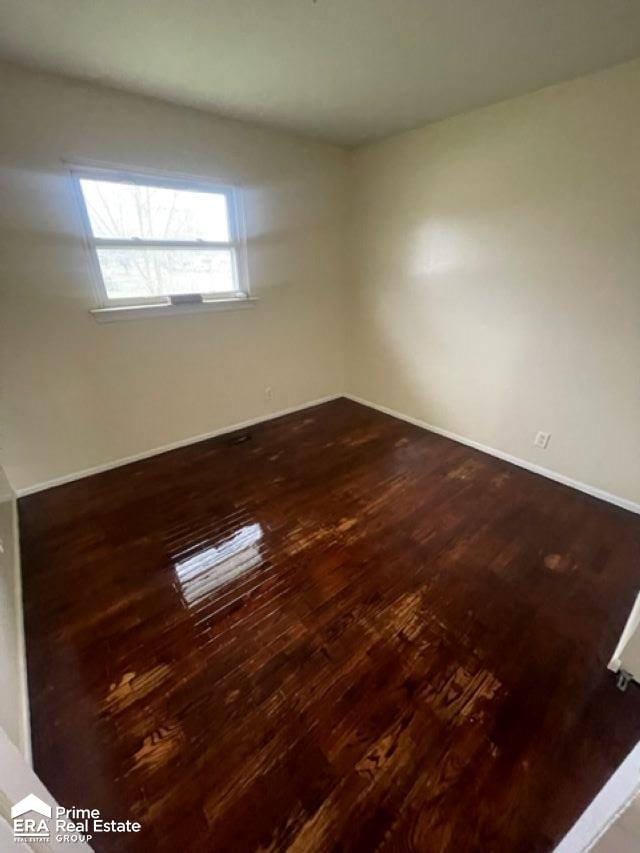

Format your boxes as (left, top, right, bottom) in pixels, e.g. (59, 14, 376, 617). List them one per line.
(349, 58, 640, 507)
(0, 62, 349, 492)
(2, 57, 640, 507)
(0, 466, 28, 757)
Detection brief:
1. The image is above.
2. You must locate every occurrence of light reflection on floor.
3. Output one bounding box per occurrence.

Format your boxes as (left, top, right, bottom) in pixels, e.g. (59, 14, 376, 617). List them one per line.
(174, 522, 264, 606)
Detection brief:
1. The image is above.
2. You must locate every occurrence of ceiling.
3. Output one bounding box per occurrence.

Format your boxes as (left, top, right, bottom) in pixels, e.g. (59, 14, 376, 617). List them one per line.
(1, 0, 640, 145)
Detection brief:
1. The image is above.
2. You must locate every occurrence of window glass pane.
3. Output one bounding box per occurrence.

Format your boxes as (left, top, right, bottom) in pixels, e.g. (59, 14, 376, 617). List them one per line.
(80, 179, 231, 242)
(96, 248, 236, 299)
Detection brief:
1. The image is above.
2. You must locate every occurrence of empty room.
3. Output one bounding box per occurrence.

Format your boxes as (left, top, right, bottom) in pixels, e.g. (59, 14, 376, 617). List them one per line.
(1, 1, 640, 850)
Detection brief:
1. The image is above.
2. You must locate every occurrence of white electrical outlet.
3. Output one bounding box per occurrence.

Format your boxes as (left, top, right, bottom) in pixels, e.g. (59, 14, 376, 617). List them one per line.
(264, 386, 273, 400)
(534, 431, 551, 449)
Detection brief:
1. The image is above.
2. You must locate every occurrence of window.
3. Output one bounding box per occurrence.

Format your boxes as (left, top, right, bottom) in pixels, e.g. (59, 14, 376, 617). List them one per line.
(73, 167, 250, 314)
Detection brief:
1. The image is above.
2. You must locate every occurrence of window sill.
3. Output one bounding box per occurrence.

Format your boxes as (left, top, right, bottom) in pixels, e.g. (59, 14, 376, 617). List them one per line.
(90, 296, 258, 323)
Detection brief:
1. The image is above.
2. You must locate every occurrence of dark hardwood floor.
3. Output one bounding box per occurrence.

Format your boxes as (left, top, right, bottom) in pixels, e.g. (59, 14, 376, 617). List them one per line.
(19, 398, 640, 852)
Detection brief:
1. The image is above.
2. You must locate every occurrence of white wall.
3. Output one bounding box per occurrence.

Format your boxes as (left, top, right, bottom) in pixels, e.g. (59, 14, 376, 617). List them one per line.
(2, 58, 640, 509)
(0, 465, 29, 757)
(349, 59, 640, 507)
(0, 61, 349, 493)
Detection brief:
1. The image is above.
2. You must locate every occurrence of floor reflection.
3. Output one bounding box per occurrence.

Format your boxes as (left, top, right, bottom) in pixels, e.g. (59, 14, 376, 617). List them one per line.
(174, 522, 264, 606)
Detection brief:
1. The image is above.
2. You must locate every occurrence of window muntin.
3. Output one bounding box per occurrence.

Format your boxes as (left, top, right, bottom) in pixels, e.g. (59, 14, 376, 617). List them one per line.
(74, 170, 246, 306)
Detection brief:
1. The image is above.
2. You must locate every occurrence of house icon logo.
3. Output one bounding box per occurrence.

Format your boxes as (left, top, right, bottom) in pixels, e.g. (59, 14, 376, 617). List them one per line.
(11, 793, 52, 842)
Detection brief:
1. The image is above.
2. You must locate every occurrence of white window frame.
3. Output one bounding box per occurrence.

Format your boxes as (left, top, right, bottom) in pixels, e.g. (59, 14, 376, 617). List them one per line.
(70, 164, 254, 319)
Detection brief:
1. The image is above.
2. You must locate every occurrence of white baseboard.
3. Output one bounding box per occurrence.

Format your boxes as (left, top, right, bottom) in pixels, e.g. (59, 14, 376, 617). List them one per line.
(554, 741, 640, 853)
(15, 394, 341, 497)
(345, 394, 640, 516)
(16, 392, 640, 516)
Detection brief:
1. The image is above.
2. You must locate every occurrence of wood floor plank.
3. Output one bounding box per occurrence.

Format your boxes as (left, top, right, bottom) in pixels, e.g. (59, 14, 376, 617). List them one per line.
(19, 398, 640, 851)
